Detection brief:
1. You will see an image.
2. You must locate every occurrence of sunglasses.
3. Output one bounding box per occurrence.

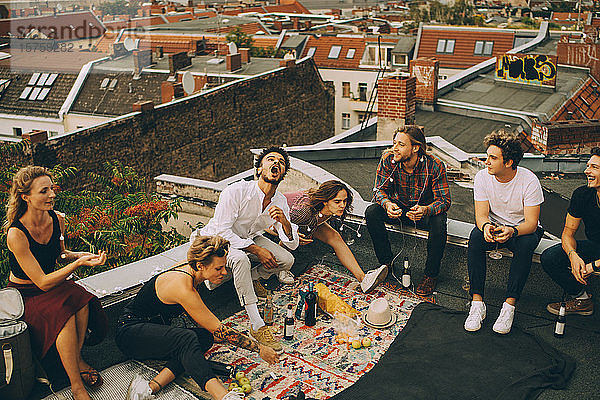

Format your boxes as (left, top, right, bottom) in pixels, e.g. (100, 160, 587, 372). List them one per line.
(213, 245, 229, 258)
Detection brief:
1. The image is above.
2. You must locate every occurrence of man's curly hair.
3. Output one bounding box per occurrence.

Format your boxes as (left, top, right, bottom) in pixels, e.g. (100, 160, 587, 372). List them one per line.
(484, 129, 524, 170)
(254, 146, 290, 177)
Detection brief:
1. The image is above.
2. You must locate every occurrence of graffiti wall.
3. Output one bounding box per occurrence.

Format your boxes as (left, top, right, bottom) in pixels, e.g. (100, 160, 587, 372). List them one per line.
(496, 53, 557, 88)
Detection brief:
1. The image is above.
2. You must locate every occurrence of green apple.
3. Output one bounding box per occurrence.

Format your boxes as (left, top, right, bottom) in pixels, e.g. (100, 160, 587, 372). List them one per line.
(232, 387, 245, 394)
(238, 377, 250, 386)
(351, 340, 362, 349)
(241, 383, 252, 394)
(228, 382, 239, 390)
(362, 337, 372, 347)
(235, 371, 246, 380)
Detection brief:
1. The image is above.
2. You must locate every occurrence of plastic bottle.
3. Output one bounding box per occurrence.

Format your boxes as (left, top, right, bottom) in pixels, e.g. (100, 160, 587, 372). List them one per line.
(402, 257, 411, 288)
(284, 304, 295, 340)
(554, 301, 566, 338)
(305, 282, 317, 327)
(264, 290, 274, 326)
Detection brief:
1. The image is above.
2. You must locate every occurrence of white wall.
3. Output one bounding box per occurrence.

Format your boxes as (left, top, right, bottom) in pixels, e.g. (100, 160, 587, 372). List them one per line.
(0, 115, 64, 138)
(64, 113, 113, 133)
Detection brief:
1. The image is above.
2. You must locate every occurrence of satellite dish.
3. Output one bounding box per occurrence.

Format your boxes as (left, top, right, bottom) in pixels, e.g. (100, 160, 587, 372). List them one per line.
(228, 42, 238, 55)
(56, 3, 63, 11)
(123, 37, 135, 51)
(182, 71, 195, 95)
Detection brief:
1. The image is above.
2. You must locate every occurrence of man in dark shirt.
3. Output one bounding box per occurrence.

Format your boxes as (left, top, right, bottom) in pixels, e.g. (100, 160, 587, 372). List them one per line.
(366, 125, 451, 296)
(541, 147, 600, 316)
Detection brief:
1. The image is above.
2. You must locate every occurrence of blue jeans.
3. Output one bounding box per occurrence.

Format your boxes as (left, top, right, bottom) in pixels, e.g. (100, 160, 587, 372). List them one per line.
(540, 240, 600, 296)
(365, 203, 447, 278)
(467, 226, 543, 300)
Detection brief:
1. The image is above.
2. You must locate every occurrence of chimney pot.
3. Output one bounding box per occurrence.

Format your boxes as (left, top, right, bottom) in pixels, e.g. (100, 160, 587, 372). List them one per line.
(133, 100, 155, 112)
(240, 47, 250, 63)
(22, 130, 47, 144)
(226, 53, 242, 71)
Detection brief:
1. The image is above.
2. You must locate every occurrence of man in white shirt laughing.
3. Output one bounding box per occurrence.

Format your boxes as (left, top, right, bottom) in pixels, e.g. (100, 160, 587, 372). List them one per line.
(191, 147, 299, 353)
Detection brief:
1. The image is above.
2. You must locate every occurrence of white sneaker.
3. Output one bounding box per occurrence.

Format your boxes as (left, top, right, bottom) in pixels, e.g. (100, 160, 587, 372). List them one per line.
(464, 301, 486, 332)
(360, 265, 388, 293)
(222, 390, 245, 400)
(126, 375, 155, 400)
(493, 302, 515, 334)
(277, 270, 295, 285)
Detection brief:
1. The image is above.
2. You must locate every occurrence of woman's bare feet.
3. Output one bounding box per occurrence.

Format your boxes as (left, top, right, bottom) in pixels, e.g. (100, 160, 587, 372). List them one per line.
(72, 385, 92, 400)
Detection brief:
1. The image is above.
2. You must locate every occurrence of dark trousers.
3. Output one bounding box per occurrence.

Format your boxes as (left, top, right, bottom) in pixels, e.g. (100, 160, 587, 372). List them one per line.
(540, 240, 600, 296)
(365, 203, 447, 277)
(467, 226, 543, 300)
(115, 322, 215, 390)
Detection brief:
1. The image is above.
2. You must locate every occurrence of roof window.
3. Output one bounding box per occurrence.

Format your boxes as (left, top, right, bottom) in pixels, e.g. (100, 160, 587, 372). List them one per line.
(346, 48, 356, 58)
(328, 45, 342, 59)
(307, 47, 316, 57)
(436, 39, 455, 54)
(474, 41, 494, 56)
(20, 72, 59, 101)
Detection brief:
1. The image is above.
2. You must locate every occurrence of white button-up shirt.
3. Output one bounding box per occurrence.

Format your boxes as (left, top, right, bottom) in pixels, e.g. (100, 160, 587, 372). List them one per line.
(192, 180, 299, 250)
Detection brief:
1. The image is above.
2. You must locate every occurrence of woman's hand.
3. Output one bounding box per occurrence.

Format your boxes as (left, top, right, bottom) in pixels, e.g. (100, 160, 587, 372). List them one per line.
(75, 251, 107, 268)
(258, 344, 280, 364)
(298, 232, 313, 246)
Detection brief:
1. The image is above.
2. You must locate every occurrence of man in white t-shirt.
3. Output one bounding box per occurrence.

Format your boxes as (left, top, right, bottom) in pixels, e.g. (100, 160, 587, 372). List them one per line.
(464, 130, 544, 334)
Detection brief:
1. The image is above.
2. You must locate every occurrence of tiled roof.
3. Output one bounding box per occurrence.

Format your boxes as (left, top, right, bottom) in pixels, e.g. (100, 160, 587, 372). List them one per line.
(69, 71, 166, 116)
(0, 66, 78, 118)
(551, 77, 600, 121)
(300, 35, 366, 69)
(165, 13, 195, 23)
(104, 16, 165, 31)
(0, 11, 105, 40)
(93, 31, 119, 53)
(0, 48, 106, 73)
(416, 26, 515, 69)
(551, 12, 590, 25)
(205, 22, 266, 35)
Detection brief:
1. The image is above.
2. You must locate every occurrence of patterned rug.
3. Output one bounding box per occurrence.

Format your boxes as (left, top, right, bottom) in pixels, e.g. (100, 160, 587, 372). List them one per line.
(205, 265, 430, 399)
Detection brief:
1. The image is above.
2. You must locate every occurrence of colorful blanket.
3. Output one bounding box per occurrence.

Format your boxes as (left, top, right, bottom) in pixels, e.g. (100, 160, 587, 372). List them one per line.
(206, 265, 429, 399)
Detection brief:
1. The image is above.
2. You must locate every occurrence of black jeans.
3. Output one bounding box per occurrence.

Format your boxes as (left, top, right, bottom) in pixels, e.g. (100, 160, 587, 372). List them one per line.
(467, 226, 543, 300)
(540, 240, 600, 296)
(115, 321, 216, 390)
(365, 203, 447, 278)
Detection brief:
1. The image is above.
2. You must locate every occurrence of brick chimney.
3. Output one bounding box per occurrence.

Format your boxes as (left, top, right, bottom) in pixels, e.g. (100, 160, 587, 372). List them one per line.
(226, 53, 242, 72)
(240, 48, 250, 63)
(132, 100, 154, 112)
(304, 20, 311, 30)
(280, 59, 295, 68)
(409, 57, 439, 111)
(169, 52, 191, 77)
(133, 49, 153, 79)
(377, 75, 416, 140)
(22, 129, 47, 144)
(161, 81, 185, 102)
(292, 17, 299, 30)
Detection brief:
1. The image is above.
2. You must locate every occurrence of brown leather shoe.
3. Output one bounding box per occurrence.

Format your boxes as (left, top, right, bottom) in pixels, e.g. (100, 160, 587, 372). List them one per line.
(547, 295, 593, 316)
(415, 276, 436, 296)
(253, 279, 268, 299)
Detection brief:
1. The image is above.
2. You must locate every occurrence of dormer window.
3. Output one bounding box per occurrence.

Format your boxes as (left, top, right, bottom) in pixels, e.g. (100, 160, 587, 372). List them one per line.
(436, 39, 455, 54)
(328, 45, 342, 59)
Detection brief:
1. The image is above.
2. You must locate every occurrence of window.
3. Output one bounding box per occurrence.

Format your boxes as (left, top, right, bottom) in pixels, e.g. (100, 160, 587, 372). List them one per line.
(13, 127, 22, 136)
(342, 82, 350, 98)
(342, 113, 350, 129)
(436, 39, 455, 54)
(328, 45, 342, 59)
(474, 41, 494, 56)
(361, 45, 393, 66)
(393, 54, 408, 66)
(20, 72, 58, 101)
(346, 48, 356, 58)
(307, 47, 316, 57)
(358, 113, 368, 124)
(49, 131, 58, 137)
(358, 83, 368, 101)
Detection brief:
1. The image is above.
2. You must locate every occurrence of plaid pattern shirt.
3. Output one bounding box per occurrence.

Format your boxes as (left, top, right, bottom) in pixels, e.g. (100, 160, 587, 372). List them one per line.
(286, 191, 332, 237)
(372, 152, 451, 216)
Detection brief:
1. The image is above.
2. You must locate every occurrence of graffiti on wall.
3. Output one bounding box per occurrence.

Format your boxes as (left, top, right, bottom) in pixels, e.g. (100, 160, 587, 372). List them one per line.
(496, 54, 557, 87)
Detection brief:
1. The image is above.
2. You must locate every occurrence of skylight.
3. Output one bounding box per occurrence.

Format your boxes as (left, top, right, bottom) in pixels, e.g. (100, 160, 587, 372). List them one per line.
(20, 72, 59, 101)
(0, 79, 10, 95)
(307, 47, 316, 57)
(28, 73, 40, 86)
(328, 45, 342, 59)
(346, 48, 356, 58)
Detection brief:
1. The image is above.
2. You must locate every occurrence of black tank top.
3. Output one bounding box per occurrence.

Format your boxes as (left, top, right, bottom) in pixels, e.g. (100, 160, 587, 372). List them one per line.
(8, 210, 62, 280)
(122, 269, 192, 324)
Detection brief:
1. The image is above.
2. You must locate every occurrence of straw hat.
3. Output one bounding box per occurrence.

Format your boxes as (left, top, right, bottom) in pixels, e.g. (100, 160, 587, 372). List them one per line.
(361, 297, 397, 329)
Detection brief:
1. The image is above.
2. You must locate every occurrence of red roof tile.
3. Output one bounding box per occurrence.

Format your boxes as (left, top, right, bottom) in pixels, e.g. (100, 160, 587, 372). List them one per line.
(0, 11, 105, 40)
(416, 26, 515, 69)
(552, 77, 600, 121)
(165, 13, 195, 23)
(300, 36, 366, 69)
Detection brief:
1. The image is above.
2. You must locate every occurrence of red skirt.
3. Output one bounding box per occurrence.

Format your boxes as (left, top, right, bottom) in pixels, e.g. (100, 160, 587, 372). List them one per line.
(8, 280, 106, 358)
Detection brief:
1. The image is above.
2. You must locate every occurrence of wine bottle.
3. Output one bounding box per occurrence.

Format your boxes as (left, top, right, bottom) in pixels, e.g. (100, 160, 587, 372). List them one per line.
(305, 282, 317, 327)
(284, 304, 294, 340)
(402, 257, 411, 288)
(264, 290, 274, 326)
(554, 301, 566, 338)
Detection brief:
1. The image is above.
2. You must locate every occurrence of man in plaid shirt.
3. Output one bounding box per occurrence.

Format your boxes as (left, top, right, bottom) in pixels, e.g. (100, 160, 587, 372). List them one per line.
(366, 125, 451, 296)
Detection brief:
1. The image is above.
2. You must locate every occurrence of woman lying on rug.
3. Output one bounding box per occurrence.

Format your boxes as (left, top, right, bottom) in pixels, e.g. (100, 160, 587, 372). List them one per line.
(6, 166, 108, 400)
(285, 180, 388, 293)
(116, 235, 279, 400)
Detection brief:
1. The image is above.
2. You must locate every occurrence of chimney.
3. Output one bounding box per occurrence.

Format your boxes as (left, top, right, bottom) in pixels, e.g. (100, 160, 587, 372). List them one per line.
(161, 81, 184, 102)
(377, 75, 416, 140)
(273, 20, 283, 31)
(226, 53, 242, 72)
(280, 59, 295, 68)
(409, 57, 439, 111)
(133, 49, 153, 79)
(132, 100, 154, 112)
(292, 17, 299, 30)
(22, 129, 47, 144)
(169, 51, 192, 77)
(304, 20, 312, 30)
(240, 48, 250, 63)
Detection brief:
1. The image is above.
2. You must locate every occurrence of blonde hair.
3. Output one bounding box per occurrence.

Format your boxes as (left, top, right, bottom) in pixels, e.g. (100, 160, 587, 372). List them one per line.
(5, 165, 53, 233)
(187, 235, 230, 270)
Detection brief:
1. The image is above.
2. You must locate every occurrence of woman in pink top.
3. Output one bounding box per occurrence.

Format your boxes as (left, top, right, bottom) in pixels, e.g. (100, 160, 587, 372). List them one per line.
(285, 180, 387, 293)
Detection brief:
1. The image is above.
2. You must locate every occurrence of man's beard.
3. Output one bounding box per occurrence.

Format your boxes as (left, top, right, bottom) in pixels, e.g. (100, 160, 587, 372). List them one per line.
(261, 169, 284, 184)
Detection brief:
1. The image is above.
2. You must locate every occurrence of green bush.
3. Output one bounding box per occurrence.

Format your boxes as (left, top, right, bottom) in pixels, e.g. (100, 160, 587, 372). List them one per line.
(1, 158, 188, 287)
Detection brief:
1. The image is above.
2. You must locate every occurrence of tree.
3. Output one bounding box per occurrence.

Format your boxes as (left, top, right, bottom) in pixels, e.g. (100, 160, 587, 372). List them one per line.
(225, 27, 253, 49)
(97, 0, 137, 17)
